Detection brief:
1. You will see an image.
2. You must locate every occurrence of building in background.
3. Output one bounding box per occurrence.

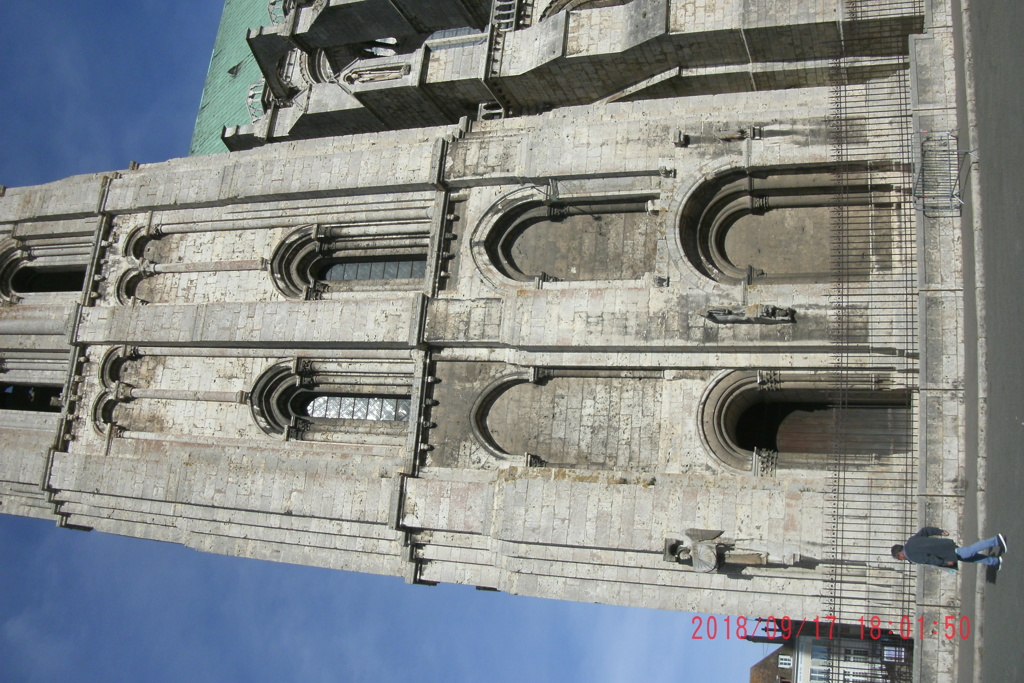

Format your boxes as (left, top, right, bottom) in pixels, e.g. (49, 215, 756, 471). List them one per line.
(0, 1, 971, 680)
(746, 619, 913, 683)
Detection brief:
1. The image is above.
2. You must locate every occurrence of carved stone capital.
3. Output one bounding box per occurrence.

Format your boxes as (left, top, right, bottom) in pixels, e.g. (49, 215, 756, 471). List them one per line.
(527, 453, 548, 467)
(756, 370, 782, 391)
(754, 447, 778, 477)
(287, 417, 312, 441)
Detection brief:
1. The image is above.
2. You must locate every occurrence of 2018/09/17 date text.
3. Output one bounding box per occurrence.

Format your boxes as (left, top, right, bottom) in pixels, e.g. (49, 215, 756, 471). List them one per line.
(689, 616, 837, 640)
(688, 615, 971, 640)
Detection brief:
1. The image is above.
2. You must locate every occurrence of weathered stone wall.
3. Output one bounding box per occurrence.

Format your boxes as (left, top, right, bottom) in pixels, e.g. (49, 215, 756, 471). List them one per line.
(0, 0, 948, 654)
(0, 84, 918, 616)
(229, 0, 922, 147)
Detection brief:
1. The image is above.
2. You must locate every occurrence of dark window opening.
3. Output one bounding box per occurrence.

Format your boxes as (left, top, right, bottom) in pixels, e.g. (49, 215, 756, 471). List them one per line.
(11, 266, 87, 294)
(318, 257, 426, 282)
(736, 400, 910, 456)
(0, 383, 62, 412)
(735, 402, 827, 451)
(300, 394, 410, 421)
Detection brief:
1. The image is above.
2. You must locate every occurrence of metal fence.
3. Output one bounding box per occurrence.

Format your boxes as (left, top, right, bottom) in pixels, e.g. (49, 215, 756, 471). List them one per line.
(915, 130, 964, 216)
(824, 1, 924, 680)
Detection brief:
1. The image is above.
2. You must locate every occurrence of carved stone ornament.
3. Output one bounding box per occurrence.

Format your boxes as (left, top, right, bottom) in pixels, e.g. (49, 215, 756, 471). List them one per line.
(343, 63, 412, 85)
(547, 204, 572, 220)
(531, 367, 555, 384)
(527, 453, 548, 467)
(296, 358, 317, 377)
(756, 370, 782, 391)
(688, 541, 721, 572)
(304, 281, 328, 301)
(287, 417, 312, 441)
(699, 304, 796, 325)
(663, 530, 725, 573)
(754, 447, 778, 477)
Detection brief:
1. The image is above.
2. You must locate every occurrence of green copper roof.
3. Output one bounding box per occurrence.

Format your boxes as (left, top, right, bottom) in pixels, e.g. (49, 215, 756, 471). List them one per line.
(189, 0, 272, 155)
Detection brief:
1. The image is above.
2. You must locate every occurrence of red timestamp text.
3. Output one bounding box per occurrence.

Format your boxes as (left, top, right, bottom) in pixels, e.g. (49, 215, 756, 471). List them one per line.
(689, 614, 971, 640)
(689, 615, 838, 640)
(690, 615, 754, 640)
(858, 615, 971, 640)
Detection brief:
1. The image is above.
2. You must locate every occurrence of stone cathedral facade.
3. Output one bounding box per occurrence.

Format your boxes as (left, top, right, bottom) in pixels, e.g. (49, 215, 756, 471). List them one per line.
(1, 1, 969, 678)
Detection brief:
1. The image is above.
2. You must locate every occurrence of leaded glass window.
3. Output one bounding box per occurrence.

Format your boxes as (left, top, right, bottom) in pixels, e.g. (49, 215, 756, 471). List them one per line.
(320, 258, 426, 282)
(305, 394, 410, 421)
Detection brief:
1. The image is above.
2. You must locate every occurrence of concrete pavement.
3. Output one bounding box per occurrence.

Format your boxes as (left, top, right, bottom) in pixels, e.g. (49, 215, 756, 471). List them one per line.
(953, 0, 1024, 680)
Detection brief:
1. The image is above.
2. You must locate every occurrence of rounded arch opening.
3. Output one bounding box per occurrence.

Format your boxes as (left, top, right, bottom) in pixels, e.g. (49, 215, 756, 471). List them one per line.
(483, 197, 657, 283)
(250, 362, 299, 435)
(250, 361, 413, 439)
(11, 265, 87, 294)
(470, 372, 532, 461)
(700, 371, 911, 473)
(0, 238, 89, 301)
(474, 370, 665, 470)
(270, 225, 429, 299)
(679, 166, 895, 284)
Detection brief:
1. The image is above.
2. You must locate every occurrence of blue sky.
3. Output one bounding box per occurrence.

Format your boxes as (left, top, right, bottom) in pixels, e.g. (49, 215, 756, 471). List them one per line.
(0, 4, 768, 681)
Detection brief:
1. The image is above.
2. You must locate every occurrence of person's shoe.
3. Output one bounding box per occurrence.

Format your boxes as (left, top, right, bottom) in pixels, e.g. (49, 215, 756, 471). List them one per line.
(997, 556, 1003, 571)
(998, 533, 1008, 555)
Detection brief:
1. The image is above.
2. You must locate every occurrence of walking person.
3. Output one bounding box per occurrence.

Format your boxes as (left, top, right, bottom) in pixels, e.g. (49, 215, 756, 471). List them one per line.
(891, 527, 1007, 569)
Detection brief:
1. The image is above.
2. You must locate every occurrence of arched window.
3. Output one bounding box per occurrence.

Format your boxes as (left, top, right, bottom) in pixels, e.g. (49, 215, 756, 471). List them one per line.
(680, 166, 898, 284)
(318, 257, 426, 282)
(301, 394, 411, 422)
(733, 398, 910, 460)
(484, 197, 659, 282)
(699, 371, 911, 474)
(270, 225, 430, 299)
(250, 360, 415, 441)
(0, 237, 91, 303)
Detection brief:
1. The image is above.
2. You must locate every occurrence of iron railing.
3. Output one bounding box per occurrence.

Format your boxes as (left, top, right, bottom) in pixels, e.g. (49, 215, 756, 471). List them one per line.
(915, 131, 964, 216)
(824, 1, 924, 680)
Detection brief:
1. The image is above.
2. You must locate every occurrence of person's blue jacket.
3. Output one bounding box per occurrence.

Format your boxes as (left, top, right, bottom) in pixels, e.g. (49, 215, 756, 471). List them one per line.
(904, 527, 958, 567)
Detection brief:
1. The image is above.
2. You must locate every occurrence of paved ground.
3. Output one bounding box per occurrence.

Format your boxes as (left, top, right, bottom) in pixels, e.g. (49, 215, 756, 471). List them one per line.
(955, 0, 1024, 680)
